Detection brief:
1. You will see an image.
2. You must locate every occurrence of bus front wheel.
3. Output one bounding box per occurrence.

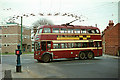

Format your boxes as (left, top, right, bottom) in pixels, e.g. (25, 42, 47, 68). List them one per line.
(79, 52, 86, 60)
(87, 51, 94, 59)
(42, 54, 51, 63)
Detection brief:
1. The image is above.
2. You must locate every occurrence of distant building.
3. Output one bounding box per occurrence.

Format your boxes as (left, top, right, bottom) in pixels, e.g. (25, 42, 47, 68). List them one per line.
(31, 26, 37, 52)
(102, 20, 120, 56)
(0, 22, 32, 53)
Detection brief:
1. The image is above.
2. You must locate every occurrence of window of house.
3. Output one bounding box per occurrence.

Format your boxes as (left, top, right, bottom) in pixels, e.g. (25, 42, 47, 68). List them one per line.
(52, 28, 59, 33)
(0, 35, 1, 39)
(0, 44, 1, 48)
(81, 29, 86, 33)
(43, 28, 51, 33)
(60, 28, 67, 33)
(4, 44, 9, 47)
(4, 26, 8, 28)
(0, 26, 1, 29)
(4, 35, 8, 37)
(74, 29, 80, 33)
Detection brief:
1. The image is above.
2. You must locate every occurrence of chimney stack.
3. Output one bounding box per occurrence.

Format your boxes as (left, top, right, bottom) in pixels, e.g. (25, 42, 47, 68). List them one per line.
(109, 20, 114, 26)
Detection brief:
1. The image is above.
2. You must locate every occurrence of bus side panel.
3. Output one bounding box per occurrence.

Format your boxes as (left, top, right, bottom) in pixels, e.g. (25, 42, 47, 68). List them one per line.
(34, 51, 39, 59)
(53, 50, 75, 59)
(93, 49, 102, 57)
(52, 50, 80, 59)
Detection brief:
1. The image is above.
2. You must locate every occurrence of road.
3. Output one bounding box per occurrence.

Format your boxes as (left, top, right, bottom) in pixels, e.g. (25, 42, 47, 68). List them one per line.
(1, 54, 119, 78)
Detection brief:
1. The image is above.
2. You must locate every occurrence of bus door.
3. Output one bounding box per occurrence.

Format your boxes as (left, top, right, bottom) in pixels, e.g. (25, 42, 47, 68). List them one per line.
(34, 42, 40, 52)
(34, 42, 40, 58)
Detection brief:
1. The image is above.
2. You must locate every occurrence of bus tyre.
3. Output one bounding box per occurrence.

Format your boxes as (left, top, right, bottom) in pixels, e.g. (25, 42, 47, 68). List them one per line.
(79, 52, 86, 60)
(42, 54, 51, 63)
(87, 51, 94, 59)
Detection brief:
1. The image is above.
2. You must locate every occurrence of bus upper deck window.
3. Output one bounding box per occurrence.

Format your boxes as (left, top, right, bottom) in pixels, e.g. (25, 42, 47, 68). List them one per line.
(68, 29, 74, 33)
(81, 29, 86, 33)
(39, 28, 43, 33)
(88, 29, 96, 34)
(53, 28, 59, 33)
(60, 28, 67, 33)
(95, 29, 100, 34)
(74, 29, 80, 33)
(43, 28, 51, 33)
(88, 29, 92, 33)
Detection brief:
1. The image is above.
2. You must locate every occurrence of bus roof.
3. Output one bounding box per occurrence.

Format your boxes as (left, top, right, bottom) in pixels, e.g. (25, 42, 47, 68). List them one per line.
(38, 25, 100, 30)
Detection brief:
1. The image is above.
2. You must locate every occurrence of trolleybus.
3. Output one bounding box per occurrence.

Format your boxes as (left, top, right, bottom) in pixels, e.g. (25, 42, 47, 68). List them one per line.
(34, 25, 102, 62)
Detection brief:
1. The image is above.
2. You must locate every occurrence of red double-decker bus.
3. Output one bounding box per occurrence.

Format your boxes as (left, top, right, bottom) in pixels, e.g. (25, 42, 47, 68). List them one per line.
(34, 25, 102, 62)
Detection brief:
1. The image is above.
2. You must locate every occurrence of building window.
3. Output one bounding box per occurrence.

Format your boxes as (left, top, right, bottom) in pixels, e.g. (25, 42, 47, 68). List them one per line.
(4, 35, 8, 37)
(4, 44, 10, 47)
(0, 35, 1, 39)
(4, 26, 9, 28)
(0, 26, 1, 29)
(0, 44, 1, 48)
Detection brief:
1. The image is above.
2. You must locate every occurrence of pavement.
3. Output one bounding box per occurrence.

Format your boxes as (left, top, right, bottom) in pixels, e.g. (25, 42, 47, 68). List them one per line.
(1, 54, 120, 79)
(0, 64, 2, 80)
(103, 54, 120, 59)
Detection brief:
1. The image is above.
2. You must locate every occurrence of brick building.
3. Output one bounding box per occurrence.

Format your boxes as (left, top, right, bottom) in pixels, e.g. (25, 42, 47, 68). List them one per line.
(0, 23, 32, 53)
(102, 20, 120, 56)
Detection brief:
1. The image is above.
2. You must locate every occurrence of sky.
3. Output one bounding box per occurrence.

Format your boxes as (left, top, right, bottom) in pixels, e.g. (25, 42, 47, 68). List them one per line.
(0, 0, 119, 32)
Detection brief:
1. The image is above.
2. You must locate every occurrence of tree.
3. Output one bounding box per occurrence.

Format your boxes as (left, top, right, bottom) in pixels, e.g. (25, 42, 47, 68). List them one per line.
(32, 18, 54, 28)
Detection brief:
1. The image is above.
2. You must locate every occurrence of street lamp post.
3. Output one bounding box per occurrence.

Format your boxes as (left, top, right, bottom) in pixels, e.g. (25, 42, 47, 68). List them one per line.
(21, 16, 23, 51)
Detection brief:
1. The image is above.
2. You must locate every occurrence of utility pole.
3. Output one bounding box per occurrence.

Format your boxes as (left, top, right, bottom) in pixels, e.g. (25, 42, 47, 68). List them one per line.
(21, 16, 23, 51)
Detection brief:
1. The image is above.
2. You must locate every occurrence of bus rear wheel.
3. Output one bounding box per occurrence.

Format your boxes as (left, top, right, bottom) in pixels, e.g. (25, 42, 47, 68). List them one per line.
(79, 52, 86, 60)
(42, 54, 51, 63)
(87, 51, 94, 59)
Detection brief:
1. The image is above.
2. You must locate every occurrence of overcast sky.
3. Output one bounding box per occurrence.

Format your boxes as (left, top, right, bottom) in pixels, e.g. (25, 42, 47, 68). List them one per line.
(0, 0, 119, 31)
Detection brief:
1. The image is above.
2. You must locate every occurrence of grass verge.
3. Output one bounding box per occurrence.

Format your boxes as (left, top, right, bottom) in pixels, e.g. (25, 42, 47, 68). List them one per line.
(1, 52, 33, 55)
